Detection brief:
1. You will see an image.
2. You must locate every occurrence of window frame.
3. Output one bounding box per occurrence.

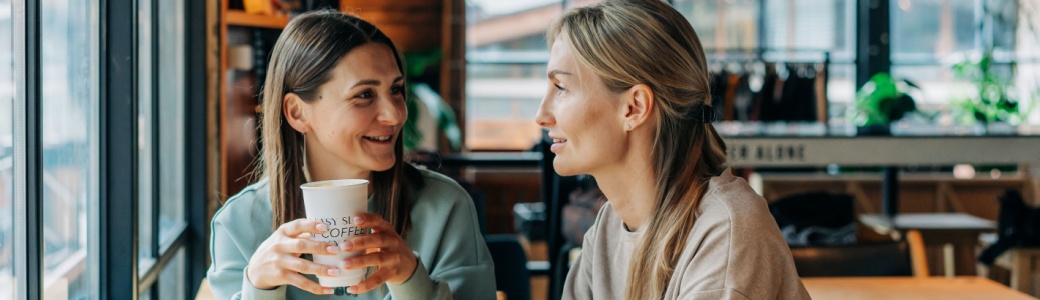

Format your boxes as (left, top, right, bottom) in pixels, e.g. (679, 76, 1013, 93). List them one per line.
(11, 0, 208, 298)
(12, 0, 43, 298)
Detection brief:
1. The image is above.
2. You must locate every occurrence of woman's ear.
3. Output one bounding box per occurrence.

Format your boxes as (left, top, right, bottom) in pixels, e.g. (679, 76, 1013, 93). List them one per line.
(621, 83, 654, 131)
(283, 93, 311, 134)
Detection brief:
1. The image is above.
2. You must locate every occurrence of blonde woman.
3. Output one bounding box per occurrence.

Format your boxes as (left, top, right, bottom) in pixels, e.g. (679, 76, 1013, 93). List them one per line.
(207, 10, 495, 300)
(534, 1, 809, 299)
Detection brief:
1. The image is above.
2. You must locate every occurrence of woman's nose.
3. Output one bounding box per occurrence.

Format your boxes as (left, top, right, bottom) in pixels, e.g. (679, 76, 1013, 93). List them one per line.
(534, 97, 555, 128)
(377, 96, 404, 125)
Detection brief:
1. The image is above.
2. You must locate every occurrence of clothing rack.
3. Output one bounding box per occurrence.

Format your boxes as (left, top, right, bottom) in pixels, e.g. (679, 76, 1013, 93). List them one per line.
(703, 49, 832, 125)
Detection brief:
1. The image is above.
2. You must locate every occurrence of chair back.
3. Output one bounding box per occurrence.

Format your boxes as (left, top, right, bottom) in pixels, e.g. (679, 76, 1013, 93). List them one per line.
(791, 241, 912, 277)
(485, 234, 531, 300)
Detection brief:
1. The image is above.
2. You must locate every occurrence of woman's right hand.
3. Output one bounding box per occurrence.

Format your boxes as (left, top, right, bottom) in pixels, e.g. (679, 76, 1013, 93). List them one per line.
(246, 218, 341, 295)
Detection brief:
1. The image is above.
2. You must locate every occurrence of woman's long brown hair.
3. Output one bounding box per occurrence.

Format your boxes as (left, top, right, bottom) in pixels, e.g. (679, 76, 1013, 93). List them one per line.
(257, 10, 424, 236)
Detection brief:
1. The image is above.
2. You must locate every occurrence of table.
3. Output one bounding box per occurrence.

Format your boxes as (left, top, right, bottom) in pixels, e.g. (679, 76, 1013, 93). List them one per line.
(802, 276, 1033, 300)
(860, 213, 995, 276)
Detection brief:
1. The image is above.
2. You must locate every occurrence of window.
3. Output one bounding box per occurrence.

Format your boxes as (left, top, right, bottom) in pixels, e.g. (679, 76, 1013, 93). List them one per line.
(41, 0, 100, 298)
(138, 0, 155, 271)
(1, 0, 13, 297)
(674, 0, 857, 123)
(10, 0, 203, 297)
(157, 0, 187, 250)
(465, 0, 560, 150)
(138, 0, 189, 297)
(464, 0, 860, 145)
(890, 0, 1040, 124)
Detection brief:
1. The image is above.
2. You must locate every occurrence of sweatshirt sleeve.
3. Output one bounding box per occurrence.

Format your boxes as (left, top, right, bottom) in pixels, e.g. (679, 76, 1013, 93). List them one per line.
(386, 184, 496, 300)
(560, 230, 594, 300)
(207, 191, 287, 300)
(672, 193, 810, 300)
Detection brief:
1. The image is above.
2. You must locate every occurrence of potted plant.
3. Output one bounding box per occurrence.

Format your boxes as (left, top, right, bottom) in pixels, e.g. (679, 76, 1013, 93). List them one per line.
(851, 73, 923, 136)
(950, 52, 1036, 131)
(948, 0, 1039, 131)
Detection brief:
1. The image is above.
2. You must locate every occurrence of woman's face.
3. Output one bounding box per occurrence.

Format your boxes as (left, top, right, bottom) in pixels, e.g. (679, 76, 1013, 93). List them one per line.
(296, 43, 406, 177)
(535, 36, 627, 176)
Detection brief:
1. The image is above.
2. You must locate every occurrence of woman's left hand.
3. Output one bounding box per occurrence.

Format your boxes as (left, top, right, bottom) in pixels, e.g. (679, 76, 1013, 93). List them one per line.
(340, 212, 419, 294)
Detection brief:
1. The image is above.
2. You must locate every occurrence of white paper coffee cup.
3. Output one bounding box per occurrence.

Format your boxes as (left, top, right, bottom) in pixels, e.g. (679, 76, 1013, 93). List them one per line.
(301, 179, 369, 288)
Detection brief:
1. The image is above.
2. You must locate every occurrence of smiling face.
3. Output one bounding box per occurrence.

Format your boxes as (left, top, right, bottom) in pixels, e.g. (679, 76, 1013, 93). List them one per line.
(534, 36, 628, 176)
(287, 42, 406, 180)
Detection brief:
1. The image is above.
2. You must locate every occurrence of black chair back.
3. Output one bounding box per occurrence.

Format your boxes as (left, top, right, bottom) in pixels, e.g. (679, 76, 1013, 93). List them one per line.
(790, 241, 913, 277)
(485, 234, 531, 300)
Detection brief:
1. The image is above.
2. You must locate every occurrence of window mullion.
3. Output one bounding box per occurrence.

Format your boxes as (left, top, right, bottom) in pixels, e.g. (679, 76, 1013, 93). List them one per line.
(99, 0, 140, 298)
(149, 0, 161, 263)
(13, 0, 43, 299)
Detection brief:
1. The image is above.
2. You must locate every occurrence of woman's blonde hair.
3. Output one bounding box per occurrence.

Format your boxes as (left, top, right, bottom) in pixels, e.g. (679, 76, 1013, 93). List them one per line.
(548, 0, 728, 298)
(257, 10, 423, 235)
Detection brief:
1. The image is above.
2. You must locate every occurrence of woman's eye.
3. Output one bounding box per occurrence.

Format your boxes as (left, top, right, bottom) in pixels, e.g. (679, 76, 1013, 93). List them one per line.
(390, 85, 404, 95)
(355, 90, 373, 99)
(554, 83, 566, 94)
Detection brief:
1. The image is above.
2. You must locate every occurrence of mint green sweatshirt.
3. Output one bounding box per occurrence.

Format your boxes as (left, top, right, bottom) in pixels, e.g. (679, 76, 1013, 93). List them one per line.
(207, 168, 497, 300)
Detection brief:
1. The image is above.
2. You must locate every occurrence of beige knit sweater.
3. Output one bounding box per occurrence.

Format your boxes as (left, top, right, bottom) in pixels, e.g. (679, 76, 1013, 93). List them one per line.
(562, 169, 810, 300)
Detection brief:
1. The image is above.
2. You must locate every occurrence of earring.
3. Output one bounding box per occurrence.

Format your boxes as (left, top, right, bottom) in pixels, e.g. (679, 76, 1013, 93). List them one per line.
(626, 124, 632, 130)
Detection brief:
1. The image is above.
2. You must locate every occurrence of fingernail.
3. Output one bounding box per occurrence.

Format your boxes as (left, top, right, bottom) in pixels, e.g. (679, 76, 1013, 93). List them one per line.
(326, 246, 339, 253)
(353, 216, 364, 224)
(324, 288, 334, 294)
(316, 224, 328, 232)
(327, 268, 339, 276)
(343, 241, 353, 250)
(343, 260, 353, 268)
(348, 286, 358, 294)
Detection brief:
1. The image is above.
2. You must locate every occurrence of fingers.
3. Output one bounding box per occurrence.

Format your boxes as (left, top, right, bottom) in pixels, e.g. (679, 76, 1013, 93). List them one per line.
(279, 218, 328, 237)
(342, 231, 396, 252)
(348, 268, 391, 295)
(283, 272, 335, 295)
(280, 257, 341, 277)
(353, 213, 394, 233)
(343, 251, 393, 270)
(276, 238, 341, 255)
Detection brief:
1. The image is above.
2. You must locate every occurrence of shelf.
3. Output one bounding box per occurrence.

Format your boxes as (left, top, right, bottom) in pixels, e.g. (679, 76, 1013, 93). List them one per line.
(723, 136, 1040, 167)
(225, 10, 289, 29)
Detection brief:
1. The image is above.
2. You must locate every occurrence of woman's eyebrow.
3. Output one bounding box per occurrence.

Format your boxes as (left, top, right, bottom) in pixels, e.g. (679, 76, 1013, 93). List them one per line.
(548, 70, 572, 79)
(350, 76, 404, 88)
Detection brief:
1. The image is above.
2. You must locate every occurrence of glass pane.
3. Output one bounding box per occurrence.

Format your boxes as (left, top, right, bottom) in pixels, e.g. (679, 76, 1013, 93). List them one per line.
(158, 248, 186, 300)
(41, 0, 99, 298)
(137, 0, 154, 269)
(890, 0, 1040, 125)
(891, 0, 978, 62)
(1014, 0, 1040, 125)
(673, 0, 759, 51)
(467, 0, 559, 52)
(465, 63, 545, 150)
(761, 0, 854, 60)
(826, 63, 857, 124)
(158, 0, 186, 248)
(674, 0, 855, 124)
(1, 0, 13, 297)
(465, 0, 559, 150)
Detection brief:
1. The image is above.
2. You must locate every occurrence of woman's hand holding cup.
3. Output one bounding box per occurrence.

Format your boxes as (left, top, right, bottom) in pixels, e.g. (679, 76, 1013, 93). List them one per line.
(246, 218, 341, 295)
(340, 212, 419, 294)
